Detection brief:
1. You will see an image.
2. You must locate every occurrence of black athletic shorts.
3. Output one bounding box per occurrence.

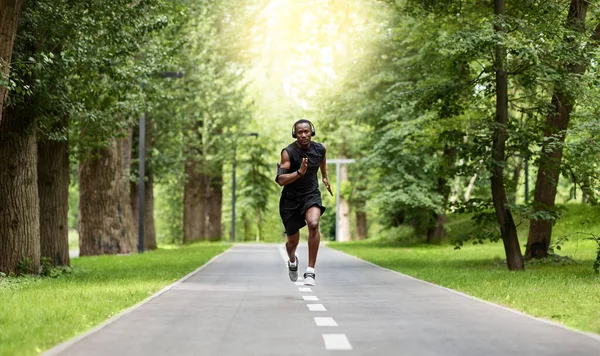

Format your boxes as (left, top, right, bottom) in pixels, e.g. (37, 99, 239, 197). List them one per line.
(279, 190, 326, 236)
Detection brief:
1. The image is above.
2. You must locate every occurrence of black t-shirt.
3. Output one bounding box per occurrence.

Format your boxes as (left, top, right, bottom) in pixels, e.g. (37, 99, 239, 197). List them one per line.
(281, 141, 325, 196)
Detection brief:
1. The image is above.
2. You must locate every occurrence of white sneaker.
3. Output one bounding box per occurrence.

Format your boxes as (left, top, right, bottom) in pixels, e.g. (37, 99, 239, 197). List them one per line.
(287, 255, 298, 282)
(303, 272, 315, 286)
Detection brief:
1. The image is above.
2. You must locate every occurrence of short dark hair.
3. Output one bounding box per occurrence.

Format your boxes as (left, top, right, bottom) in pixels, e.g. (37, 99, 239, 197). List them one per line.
(294, 119, 312, 131)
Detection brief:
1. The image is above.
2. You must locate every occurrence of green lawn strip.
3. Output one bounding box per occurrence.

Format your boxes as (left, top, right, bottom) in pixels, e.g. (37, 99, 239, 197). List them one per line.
(0, 242, 230, 356)
(329, 205, 600, 335)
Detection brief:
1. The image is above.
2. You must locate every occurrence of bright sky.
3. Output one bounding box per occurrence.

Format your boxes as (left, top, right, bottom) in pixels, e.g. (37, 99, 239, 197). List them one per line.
(251, 0, 360, 108)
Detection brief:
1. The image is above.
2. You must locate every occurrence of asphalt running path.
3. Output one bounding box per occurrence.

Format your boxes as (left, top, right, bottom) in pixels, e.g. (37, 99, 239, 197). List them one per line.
(46, 244, 600, 355)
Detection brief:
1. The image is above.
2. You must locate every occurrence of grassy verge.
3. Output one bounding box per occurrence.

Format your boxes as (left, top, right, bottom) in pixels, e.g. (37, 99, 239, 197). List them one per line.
(329, 204, 600, 334)
(0, 242, 230, 355)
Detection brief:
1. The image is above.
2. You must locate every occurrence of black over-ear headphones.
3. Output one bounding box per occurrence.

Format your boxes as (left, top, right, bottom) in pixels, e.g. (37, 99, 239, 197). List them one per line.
(292, 120, 316, 138)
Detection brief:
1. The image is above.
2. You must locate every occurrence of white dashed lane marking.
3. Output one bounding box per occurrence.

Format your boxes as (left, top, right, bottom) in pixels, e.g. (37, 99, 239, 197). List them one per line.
(307, 304, 327, 311)
(323, 334, 353, 350)
(283, 244, 352, 351)
(303, 296, 319, 301)
(314, 317, 338, 326)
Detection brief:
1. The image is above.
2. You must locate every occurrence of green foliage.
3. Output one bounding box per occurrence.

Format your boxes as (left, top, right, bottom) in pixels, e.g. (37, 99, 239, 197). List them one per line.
(310, 0, 600, 256)
(587, 235, 600, 274)
(16, 258, 34, 275)
(155, 180, 185, 244)
(40, 258, 73, 278)
(237, 136, 276, 241)
(450, 199, 500, 249)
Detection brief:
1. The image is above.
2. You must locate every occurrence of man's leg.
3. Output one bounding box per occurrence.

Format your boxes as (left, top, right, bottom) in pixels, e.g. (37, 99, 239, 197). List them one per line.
(285, 231, 300, 282)
(305, 206, 322, 268)
(286, 231, 300, 262)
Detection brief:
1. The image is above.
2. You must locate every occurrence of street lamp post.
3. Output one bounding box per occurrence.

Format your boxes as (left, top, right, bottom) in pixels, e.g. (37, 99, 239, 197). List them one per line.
(230, 132, 258, 242)
(138, 71, 183, 253)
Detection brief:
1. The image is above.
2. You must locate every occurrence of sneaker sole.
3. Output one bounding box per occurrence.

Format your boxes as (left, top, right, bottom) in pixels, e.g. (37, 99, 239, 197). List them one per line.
(303, 278, 315, 286)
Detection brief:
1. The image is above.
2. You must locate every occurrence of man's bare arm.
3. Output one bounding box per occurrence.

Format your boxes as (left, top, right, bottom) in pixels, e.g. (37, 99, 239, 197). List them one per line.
(320, 144, 333, 196)
(276, 150, 308, 186)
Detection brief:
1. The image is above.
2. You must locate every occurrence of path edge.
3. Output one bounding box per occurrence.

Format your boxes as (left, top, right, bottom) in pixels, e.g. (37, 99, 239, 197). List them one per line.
(325, 244, 600, 343)
(42, 246, 233, 355)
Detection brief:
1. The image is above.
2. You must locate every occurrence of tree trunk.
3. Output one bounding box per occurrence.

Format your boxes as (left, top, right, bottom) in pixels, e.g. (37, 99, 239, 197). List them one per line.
(337, 160, 351, 241)
(78, 138, 134, 256)
(427, 145, 456, 243)
(256, 207, 262, 242)
(464, 174, 477, 202)
(130, 179, 138, 244)
(0, 104, 40, 274)
(0, 0, 24, 125)
(183, 158, 206, 243)
(527, 94, 575, 259)
(355, 200, 367, 240)
(509, 157, 522, 204)
(526, 1, 597, 259)
(37, 120, 70, 266)
(204, 168, 223, 241)
(243, 212, 249, 241)
(492, 0, 524, 271)
(143, 172, 156, 249)
(120, 131, 137, 251)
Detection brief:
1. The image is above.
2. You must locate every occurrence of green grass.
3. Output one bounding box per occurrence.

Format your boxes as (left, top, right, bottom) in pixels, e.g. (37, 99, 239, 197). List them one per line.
(0, 242, 230, 356)
(329, 204, 600, 335)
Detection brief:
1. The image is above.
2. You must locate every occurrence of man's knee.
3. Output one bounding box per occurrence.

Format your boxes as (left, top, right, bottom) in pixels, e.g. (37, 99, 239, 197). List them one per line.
(307, 219, 319, 232)
(287, 233, 300, 245)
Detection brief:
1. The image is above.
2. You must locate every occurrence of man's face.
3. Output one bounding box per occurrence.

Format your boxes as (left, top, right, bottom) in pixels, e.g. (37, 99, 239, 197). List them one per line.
(295, 123, 312, 145)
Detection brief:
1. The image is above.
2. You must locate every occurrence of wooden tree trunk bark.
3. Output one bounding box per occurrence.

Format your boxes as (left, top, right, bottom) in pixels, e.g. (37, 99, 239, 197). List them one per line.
(130, 179, 138, 245)
(526, 1, 597, 259)
(337, 161, 351, 241)
(427, 145, 456, 243)
(464, 174, 477, 201)
(183, 158, 206, 243)
(204, 169, 223, 241)
(492, 0, 524, 271)
(119, 132, 136, 251)
(37, 123, 70, 266)
(256, 207, 262, 242)
(355, 200, 367, 240)
(143, 171, 157, 249)
(0, 0, 24, 124)
(78, 138, 134, 255)
(0, 104, 40, 274)
(509, 157, 522, 204)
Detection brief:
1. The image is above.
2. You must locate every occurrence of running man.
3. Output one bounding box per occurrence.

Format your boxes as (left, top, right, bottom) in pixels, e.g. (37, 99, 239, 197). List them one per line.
(275, 119, 332, 286)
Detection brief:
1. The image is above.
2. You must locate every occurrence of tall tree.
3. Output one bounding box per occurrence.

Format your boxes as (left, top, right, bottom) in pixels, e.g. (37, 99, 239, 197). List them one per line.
(526, 0, 599, 259)
(237, 136, 276, 241)
(427, 145, 457, 243)
(0, 0, 39, 274)
(38, 117, 70, 266)
(490, 0, 524, 270)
